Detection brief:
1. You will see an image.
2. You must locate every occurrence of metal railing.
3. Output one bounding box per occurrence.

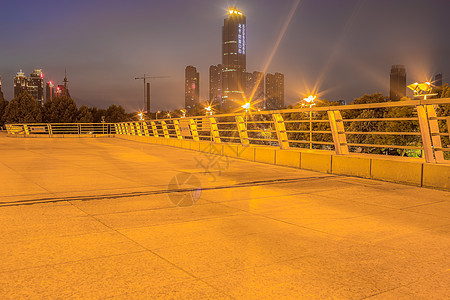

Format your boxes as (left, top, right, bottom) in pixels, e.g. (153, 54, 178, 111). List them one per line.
(5, 123, 116, 136)
(6, 98, 450, 163)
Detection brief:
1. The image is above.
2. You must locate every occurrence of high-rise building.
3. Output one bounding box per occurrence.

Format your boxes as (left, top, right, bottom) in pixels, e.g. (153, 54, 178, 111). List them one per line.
(209, 64, 223, 108)
(46, 81, 55, 102)
(55, 71, 70, 97)
(265, 73, 284, 109)
(390, 65, 406, 101)
(245, 71, 264, 108)
(14, 70, 28, 98)
(28, 69, 44, 104)
(0, 76, 4, 102)
(434, 73, 443, 87)
(185, 66, 199, 111)
(222, 7, 246, 111)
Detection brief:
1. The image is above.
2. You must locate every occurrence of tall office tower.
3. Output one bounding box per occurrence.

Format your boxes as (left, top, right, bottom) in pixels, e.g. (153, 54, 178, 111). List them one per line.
(46, 81, 55, 102)
(28, 69, 44, 105)
(185, 66, 200, 111)
(222, 7, 246, 111)
(0, 76, 4, 101)
(434, 73, 443, 87)
(14, 70, 28, 98)
(265, 72, 285, 110)
(390, 65, 406, 101)
(56, 71, 70, 97)
(209, 64, 222, 108)
(245, 71, 264, 108)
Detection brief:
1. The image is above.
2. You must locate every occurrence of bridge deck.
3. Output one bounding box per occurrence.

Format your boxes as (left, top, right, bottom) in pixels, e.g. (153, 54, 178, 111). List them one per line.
(0, 136, 449, 299)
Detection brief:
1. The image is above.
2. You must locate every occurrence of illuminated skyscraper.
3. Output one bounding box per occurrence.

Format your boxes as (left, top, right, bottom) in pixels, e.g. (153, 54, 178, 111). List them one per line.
(0, 76, 4, 102)
(46, 81, 55, 102)
(265, 73, 284, 109)
(390, 65, 406, 101)
(222, 7, 246, 111)
(434, 73, 442, 87)
(185, 65, 199, 111)
(245, 71, 264, 108)
(28, 69, 44, 104)
(14, 70, 28, 98)
(209, 64, 222, 108)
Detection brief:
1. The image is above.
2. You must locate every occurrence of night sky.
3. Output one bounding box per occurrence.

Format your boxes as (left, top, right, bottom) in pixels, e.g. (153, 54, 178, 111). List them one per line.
(1, 0, 449, 112)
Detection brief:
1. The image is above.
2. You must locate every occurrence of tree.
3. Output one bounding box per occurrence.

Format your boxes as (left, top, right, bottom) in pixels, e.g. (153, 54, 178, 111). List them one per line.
(4, 91, 42, 123)
(105, 105, 127, 122)
(0, 96, 8, 127)
(89, 107, 107, 123)
(44, 95, 78, 123)
(77, 105, 94, 123)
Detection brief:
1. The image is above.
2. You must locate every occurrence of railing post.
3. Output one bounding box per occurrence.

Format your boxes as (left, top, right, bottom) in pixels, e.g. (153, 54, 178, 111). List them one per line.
(272, 114, 289, 149)
(142, 122, 150, 136)
(417, 105, 435, 163)
(136, 122, 143, 136)
(78, 124, 81, 135)
(161, 121, 170, 138)
(48, 124, 53, 136)
(210, 117, 221, 143)
(189, 119, 200, 141)
(328, 110, 349, 155)
(173, 120, 183, 140)
(151, 121, 159, 137)
(235, 115, 249, 146)
(130, 123, 136, 135)
(426, 105, 444, 163)
(23, 124, 29, 135)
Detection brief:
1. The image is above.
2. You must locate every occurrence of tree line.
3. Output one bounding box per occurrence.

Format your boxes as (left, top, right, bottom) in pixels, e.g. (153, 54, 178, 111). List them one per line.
(0, 91, 132, 127)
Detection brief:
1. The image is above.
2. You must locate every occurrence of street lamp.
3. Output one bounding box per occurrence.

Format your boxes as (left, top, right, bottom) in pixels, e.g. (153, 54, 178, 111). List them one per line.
(156, 111, 161, 120)
(303, 95, 316, 149)
(137, 111, 144, 121)
(205, 105, 213, 116)
(180, 109, 186, 118)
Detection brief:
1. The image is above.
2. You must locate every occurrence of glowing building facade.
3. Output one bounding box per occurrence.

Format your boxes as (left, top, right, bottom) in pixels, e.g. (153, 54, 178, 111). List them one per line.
(245, 71, 264, 108)
(209, 64, 223, 107)
(185, 65, 200, 111)
(222, 7, 246, 111)
(390, 65, 406, 101)
(28, 69, 44, 104)
(265, 72, 284, 109)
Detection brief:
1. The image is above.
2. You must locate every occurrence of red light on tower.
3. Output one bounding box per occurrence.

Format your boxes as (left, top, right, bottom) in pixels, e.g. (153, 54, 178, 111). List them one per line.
(40, 73, 43, 78)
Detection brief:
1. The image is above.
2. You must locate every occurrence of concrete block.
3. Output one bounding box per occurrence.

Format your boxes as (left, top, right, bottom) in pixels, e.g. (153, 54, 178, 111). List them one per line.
(199, 141, 211, 153)
(332, 155, 371, 178)
(371, 158, 422, 186)
(300, 151, 332, 173)
(190, 141, 200, 151)
(181, 140, 191, 149)
(211, 143, 223, 155)
(422, 163, 450, 190)
(238, 146, 255, 161)
(255, 147, 276, 164)
(276, 150, 301, 168)
(222, 144, 238, 158)
(173, 139, 182, 148)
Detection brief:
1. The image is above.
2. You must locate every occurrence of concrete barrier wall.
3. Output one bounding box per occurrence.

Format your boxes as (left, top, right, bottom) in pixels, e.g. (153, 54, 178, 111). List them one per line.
(117, 135, 450, 191)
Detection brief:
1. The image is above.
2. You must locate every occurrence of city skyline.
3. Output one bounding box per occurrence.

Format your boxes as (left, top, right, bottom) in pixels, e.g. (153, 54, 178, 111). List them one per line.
(0, 0, 449, 112)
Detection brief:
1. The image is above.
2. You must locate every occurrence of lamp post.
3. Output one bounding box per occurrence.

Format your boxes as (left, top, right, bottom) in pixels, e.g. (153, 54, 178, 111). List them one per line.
(241, 102, 251, 124)
(156, 111, 161, 120)
(205, 106, 213, 116)
(303, 95, 316, 149)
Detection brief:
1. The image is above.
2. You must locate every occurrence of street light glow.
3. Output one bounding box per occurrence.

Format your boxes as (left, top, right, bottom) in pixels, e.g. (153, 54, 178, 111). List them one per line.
(303, 95, 316, 104)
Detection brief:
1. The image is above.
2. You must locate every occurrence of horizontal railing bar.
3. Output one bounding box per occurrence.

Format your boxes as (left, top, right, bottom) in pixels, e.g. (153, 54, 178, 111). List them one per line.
(345, 131, 421, 136)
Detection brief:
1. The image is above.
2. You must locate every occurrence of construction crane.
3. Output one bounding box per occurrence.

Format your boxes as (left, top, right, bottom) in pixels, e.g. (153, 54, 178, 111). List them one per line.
(134, 74, 169, 114)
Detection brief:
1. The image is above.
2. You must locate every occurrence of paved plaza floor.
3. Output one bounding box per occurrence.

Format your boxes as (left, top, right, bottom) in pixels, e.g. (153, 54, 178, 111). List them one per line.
(0, 136, 449, 299)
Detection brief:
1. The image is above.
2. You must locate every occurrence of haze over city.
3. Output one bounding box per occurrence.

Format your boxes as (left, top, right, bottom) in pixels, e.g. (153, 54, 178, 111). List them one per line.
(1, 0, 449, 111)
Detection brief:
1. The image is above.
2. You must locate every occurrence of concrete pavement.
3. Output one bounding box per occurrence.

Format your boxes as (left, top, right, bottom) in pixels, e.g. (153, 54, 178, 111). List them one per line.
(0, 137, 449, 299)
